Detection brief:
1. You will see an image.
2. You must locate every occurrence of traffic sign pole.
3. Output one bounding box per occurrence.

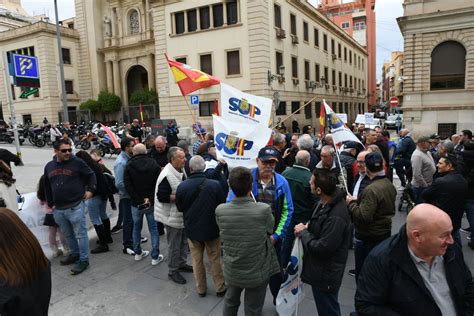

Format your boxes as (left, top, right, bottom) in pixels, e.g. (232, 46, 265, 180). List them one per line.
(54, 0, 68, 122)
(2, 51, 22, 163)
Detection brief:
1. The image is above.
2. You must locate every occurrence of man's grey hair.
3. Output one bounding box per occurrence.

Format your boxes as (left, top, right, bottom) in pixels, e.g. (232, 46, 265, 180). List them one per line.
(321, 145, 335, 156)
(297, 134, 314, 150)
(132, 143, 147, 155)
(295, 150, 310, 166)
(167, 146, 184, 162)
(156, 135, 167, 144)
(177, 140, 189, 151)
(439, 140, 454, 153)
(189, 155, 206, 173)
(273, 132, 285, 146)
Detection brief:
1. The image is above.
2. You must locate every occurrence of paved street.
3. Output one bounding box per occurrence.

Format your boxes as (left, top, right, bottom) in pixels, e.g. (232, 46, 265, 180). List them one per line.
(3, 143, 474, 315)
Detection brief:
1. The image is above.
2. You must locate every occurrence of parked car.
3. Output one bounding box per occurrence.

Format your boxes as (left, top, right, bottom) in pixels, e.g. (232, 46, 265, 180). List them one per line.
(385, 114, 403, 129)
(367, 118, 382, 130)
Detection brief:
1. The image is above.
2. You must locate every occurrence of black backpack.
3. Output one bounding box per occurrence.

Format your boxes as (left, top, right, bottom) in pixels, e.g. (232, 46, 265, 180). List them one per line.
(104, 173, 118, 194)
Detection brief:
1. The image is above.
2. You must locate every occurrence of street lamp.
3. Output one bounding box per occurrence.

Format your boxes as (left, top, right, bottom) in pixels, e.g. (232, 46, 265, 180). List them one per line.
(267, 65, 285, 85)
(54, 0, 68, 122)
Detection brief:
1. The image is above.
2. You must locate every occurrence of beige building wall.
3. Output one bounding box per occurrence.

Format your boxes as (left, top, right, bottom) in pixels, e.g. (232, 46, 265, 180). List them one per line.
(398, 1, 474, 137)
(152, 0, 368, 130)
(0, 22, 82, 124)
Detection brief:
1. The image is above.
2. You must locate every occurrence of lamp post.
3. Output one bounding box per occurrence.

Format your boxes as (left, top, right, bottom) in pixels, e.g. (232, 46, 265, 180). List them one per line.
(54, 0, 68, 122)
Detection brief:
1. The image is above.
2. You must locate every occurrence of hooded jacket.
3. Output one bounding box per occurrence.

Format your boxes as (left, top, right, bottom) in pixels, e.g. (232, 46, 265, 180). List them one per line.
(124, 154, 160, 207)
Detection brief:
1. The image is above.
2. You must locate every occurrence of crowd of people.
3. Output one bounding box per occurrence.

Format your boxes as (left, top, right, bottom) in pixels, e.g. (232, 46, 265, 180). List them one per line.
(0, 118, 473, 316)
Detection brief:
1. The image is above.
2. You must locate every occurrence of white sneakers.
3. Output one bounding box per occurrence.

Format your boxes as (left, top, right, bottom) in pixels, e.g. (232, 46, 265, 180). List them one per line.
(151, 254, 165, 266)
(134, 250, 150, 261)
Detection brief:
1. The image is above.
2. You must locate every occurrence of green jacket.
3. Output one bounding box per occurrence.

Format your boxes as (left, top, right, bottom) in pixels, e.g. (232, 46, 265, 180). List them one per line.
(348, 176, 396, 241)
(282, 164, 318, 224)
(215, 196, 280, 288)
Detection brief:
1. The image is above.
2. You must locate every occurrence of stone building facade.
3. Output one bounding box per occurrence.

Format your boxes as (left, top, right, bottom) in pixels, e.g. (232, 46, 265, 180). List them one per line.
(398, 0, 474, 138)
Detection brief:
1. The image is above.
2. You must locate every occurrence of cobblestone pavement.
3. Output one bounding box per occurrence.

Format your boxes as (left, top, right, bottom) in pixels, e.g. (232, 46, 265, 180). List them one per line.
(3, 144, 474, 315)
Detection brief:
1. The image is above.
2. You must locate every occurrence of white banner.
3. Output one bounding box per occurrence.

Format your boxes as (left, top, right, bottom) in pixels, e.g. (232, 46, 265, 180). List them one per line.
(324, 100, 363, 145)
(220, 83, 273, 126)
(213, 115, 272, 169)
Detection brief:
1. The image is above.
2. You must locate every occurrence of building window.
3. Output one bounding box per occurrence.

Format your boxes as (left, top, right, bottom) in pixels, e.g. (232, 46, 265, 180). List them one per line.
(338, 43, 341, 58)
(213, 4, 224, 27)
(315, 64, 320, 82)
(276, 101, 286, 115)
(291, 101, 300, 114)
(226, 50, 240, 75)
(349, 50, 352, 64)
(314, 28, 319, 47)
(292, 56, 298, 78)
(354, 21, 366, 30)
(200, 54, 212, 75)
(315, 101, 321, 117)
(305, 102, 312, 119)
(303, 21, 308, 42)
(341, 22, 349, 29)
(129, 10, 140, 34)
(200, 7, 210, 30)
(431, 41, 466, 90)
(23, 114, 32, 125)
(344, 74, 348, 87)
(332, 69, 336, 85)
(323, 33, 328, 51)
(67, 23, 74, 29)
(227, 0, 238, 25)
(274, 4, 281, 28)
(331, 39, 335, 55)
(344, 47, 347, 61)
(175, 12, 185, 34)
(175, 57, 187, 64)
(187, 9, 197, 32)
(276, 51, 283, 74)
(339, 71, 342, 86)
(350, 76, 353, 87)
(62, 48, 71, 65)
(304, 60, 310, 81)
(65, 80, 74, 94)
(290, 14, 296, 36)
(199, 101, 213, 117)
(324, 67, 328, 83)
(438, 123, 457, 139)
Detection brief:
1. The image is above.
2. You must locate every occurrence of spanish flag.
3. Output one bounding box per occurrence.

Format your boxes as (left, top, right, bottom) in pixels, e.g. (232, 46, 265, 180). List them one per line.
(319, 101, 325, 135)
(165, 54, 220, 96)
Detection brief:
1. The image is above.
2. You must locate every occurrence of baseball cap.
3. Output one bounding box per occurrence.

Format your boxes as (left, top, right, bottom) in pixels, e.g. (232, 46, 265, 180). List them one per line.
(365, 152, 384, 172)
(344, 141, 359, 150)
(429, 133, 441, 140)
(258, 146, 280, 162)
(417, 136, 430, 144)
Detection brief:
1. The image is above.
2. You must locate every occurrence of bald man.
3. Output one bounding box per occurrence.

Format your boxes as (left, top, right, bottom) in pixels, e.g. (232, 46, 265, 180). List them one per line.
(355, 204, 474, 315)
(148, 136, 169, 168)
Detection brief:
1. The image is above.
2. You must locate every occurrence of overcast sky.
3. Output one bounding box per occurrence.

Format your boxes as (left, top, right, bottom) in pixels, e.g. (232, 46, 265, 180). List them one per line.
(22, 0, 403, 81)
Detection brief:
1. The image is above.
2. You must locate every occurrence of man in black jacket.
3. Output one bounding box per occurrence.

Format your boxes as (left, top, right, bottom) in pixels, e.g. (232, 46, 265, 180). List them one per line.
(295, 168, 351, 316)
(44, 139, 96, 275)
(124, 143, 163, 265)
(129, 119, 143, 142)
(176, 155, 226, 297)
(339, 141, 359, 192)
(393, 129, 416, 187)
(148, 136, 169, 168)
(356, 204, 474, 315)
(422, 154, 468, 246)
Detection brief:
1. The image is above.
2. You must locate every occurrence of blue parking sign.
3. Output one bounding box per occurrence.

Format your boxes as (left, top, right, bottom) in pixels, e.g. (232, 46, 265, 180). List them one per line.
(190, 95, 199, 105)
(13, 54, 39, 79)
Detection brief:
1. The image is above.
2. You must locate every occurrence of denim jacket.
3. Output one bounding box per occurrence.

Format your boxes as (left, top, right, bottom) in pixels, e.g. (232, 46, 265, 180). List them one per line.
(114, 151, 130, 198)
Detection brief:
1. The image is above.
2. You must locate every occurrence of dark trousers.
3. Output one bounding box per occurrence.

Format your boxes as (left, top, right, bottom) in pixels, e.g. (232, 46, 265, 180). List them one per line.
(452, 229, 462, 248)
(393, 158, 411, 186)
(120, 198, 133, 249)
(355, 236, 389, 281)
(312, 286, 341, 316)
(412, 186, 426, 205)
(269, 240, 283, 302)
(223, 282, 268, 316)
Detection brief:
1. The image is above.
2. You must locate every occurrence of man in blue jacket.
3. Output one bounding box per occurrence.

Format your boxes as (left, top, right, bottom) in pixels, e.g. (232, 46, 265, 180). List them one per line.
(227, 146, 294, 303)
(393, 128, 416, 187)
(44, 138, 96, 275)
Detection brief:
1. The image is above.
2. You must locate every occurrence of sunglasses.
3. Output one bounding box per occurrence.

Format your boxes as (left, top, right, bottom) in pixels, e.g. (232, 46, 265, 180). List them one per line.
(60, 148, 72, 153)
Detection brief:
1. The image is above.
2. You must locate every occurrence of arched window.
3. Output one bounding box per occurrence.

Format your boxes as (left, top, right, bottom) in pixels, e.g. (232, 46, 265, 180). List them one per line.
(430, 41, 466, 90)
(129, 10, 140, 34)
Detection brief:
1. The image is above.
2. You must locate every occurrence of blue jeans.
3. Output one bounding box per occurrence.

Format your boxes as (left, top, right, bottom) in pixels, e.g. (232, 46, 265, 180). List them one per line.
(120, 198, 133, 249)
(312, 287, 341, 316)
(86, 196, 108, 225)
(54, 202, 89, 262)
(131, 206, 160, 259)
(412, 186, 426, 205)
(465, 199, 474, 239)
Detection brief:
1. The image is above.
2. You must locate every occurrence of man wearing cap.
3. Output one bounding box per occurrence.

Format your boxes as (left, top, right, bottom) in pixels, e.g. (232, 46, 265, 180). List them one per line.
(411, 136, 436, 204)
(192, 123, 207, 156)
(339, 141, 359, 192)
(429, 133, 441, 155)
(422, 154, 468, 246)
(227, 146, 294, 304)
(346, 152, 397, 279)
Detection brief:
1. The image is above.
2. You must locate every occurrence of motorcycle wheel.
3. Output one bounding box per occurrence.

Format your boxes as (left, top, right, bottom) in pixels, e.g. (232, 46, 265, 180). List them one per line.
(7, 138, 13, 144)
(35, 139, 46, 147)
(81, 140, 91, 150)
(28, 136, 35, 145)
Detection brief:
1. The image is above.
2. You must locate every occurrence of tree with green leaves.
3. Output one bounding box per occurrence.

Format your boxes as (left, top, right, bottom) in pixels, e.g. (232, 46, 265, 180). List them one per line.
(129, 88, 158, 106)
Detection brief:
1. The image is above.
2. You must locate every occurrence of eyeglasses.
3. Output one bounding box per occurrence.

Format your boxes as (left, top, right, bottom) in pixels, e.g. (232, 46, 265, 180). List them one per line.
(357, 160, 365, 164)
(60, 148, 72, 153)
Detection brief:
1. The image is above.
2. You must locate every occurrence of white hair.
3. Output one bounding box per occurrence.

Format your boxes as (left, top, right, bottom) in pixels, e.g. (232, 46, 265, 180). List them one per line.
(297, 134, 314, 150)
(189, 155, 206, 173)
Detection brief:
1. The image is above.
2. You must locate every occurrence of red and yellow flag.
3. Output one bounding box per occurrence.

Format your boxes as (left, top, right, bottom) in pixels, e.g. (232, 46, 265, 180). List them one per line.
(165, 54, 220, 96)
(319, 102, 326, 135)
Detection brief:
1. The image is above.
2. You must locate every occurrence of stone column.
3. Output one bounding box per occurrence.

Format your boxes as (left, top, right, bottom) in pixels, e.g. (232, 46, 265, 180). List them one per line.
(106, 61, 113, 92)
(148, 54, 155, 90)
(113, 60, 121, 98)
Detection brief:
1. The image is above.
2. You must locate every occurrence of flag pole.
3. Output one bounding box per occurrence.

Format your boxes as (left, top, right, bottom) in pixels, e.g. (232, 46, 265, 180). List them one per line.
(333, 143, 349, 193)
(182, 95, 205, 142)
(271, 95, 318, 129)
